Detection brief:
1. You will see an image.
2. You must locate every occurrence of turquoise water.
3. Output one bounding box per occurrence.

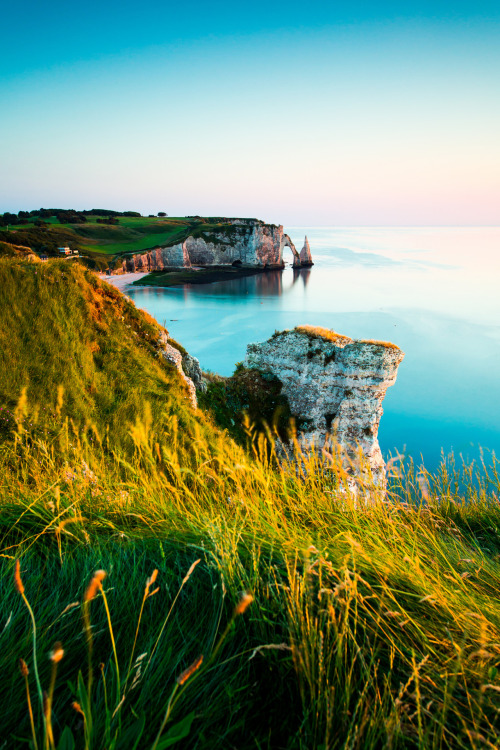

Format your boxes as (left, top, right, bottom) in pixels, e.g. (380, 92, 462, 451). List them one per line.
(126, 227, 500, 467)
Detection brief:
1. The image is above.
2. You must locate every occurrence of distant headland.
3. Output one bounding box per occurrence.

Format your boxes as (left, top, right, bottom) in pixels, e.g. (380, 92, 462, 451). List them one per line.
(0, 210, 313, 282)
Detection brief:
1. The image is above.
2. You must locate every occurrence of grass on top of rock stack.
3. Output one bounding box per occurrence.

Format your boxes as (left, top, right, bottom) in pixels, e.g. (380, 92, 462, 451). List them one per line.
(1, 258, 500, 749)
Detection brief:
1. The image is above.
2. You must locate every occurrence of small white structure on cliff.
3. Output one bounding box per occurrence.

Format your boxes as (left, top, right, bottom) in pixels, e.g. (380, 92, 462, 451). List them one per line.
(245, 326, 404, 486)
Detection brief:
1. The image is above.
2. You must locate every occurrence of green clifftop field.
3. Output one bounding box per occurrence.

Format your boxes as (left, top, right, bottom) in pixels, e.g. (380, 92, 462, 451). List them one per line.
(0, 210, 258, 270)
(1, 257, 500, 749)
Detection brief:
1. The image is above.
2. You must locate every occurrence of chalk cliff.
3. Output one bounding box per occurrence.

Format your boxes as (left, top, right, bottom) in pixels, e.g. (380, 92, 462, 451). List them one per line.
(299, 236, 314, 266)
(244, 326, 404, 485)
(122, 220, 310, 272)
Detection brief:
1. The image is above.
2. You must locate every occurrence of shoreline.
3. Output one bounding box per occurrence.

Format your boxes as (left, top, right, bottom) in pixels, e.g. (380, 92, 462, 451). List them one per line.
(99, 265, 283, 291)
(97, 271, 149, 291)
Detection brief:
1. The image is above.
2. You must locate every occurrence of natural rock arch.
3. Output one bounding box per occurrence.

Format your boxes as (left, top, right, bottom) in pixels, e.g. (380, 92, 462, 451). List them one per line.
(280, 234, 301, 267)
(122, 221, 314, 272)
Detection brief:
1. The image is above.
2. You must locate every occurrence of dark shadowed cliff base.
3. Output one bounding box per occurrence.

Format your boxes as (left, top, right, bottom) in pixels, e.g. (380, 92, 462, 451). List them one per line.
(132, 265, 275, 287)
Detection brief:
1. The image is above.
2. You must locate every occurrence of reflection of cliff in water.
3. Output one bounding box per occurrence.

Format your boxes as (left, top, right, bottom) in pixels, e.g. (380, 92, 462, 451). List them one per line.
(255, 270, 283, 296)
(292, 267, 311, 289)
(179, 268, 312, 297)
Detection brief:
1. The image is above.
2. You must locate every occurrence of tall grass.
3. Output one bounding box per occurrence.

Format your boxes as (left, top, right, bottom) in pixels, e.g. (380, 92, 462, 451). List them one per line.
(2, 258, 500, 747)
(1, 409, 500, 748)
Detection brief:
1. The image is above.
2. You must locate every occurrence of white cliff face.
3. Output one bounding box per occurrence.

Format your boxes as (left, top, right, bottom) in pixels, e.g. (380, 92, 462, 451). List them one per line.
(129, 243, 191, 271)
(122, 221, 310, 272)
(157, 333, 198, 409)
(244, 326, 404, 485)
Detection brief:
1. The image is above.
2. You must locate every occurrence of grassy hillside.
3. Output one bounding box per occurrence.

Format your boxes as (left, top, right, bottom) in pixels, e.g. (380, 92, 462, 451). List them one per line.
(1, 258, 500, 749)
(0, 258, 213, 453)
(0, 240, 36, 257)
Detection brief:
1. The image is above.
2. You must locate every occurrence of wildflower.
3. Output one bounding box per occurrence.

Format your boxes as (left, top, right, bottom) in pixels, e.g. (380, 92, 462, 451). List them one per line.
(63, 467, 77, 483)
(81, 460, 98, 485)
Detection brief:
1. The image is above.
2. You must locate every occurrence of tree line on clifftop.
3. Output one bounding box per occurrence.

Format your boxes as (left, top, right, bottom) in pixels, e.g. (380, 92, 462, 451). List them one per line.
(0, 209, 171, 227)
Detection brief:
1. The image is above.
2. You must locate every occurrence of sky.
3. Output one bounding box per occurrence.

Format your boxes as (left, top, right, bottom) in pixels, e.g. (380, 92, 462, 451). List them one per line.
(1, 1, 499, 224)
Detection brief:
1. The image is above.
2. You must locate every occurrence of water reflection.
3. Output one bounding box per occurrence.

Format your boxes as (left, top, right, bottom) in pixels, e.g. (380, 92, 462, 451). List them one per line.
(186, 268, 314, 297)
(252, 270, 282, 297)
(292, 267, 311, 288)
(185, 270, 283, 297)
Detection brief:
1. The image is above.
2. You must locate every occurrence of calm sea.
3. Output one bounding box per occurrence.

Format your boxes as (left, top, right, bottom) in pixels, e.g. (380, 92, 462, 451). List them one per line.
(125, 227, 500, 468)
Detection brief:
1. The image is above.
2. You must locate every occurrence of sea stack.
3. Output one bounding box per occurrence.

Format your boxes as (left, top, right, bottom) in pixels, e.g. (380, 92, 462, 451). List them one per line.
(299, 236, 314, 266)
(245, 326, 404, 486)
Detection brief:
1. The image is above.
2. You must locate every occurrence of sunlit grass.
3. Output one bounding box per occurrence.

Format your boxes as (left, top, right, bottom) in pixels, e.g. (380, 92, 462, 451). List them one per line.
(1, 410, 500, 748)
(1, 257, 500, 748)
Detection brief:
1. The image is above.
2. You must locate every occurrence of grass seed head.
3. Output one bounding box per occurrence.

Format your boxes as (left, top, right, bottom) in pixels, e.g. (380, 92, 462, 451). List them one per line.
(145, 568, 158, 593)
(49, 642, 64, 663)
(72, 701, 84, 717)
(177, 654, 204, 685)
(84, 569, 106, 602)
(14, 559, 24, 595)
(234, 592, 254, 616)
(19, 658, 29, 677)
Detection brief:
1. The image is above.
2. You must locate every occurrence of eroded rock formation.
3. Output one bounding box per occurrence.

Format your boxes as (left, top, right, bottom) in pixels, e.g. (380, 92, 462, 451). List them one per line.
(181, 351, 206, 393)
(122, 220, 311, 272)
(244, 326, 404, 485)
(299, 236, 314, 266)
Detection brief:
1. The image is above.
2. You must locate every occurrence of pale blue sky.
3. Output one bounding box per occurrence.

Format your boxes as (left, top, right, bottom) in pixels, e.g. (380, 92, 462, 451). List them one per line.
(1, 2, 499, 223)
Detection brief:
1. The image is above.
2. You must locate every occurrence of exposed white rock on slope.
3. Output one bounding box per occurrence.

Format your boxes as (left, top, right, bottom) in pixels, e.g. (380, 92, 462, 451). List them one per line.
(158, 333, 198, 409)
(245, 326, 404, 484)
(122, 221, 305, 271)
(182, 351, 207, 393)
